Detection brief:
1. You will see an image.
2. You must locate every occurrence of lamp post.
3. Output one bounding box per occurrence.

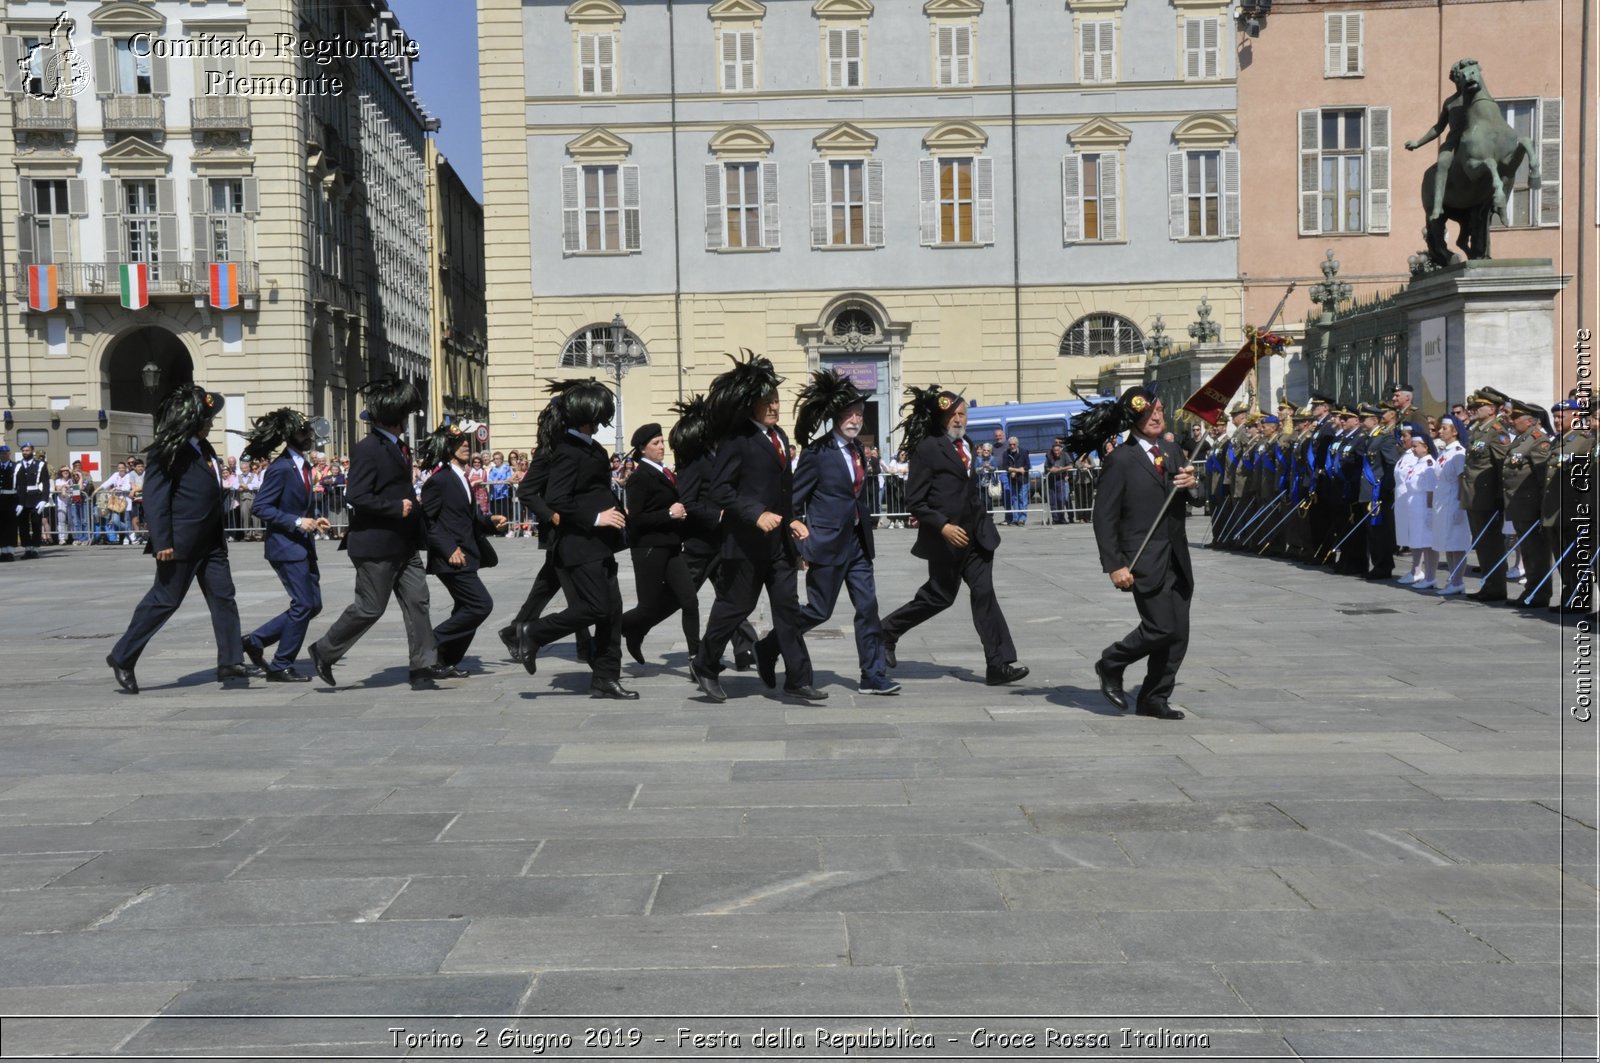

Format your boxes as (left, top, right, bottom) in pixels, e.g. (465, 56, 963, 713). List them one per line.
(1309, 249, 1352, 324)
(1188, 295, 1222, 344)
(602, 313, 642, 455)
(1142, 315, 1171, 363)
(139, 360, 161, 398)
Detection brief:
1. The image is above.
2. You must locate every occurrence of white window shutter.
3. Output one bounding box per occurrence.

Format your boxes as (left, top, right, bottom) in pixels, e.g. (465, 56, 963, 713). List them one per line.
(1061, 155, 1081, 243)
(1168, 151, 1187, 240)
(809, 159, 829, 248)
(721, 31, 737, 91)
(744, 31, 758, 90)
(1080, 22, 1096, 82)
(191, 214, 210, 267)
(975, 155, 995, 244)
(1099, 23, 1115, 82)
(561, 165, 581, 252)
(705, 163, 725, 250)
(1346, 14, 1363, 75)
(597, 33, 616, 94)
(919, 158, 938, 245)
(846, 28, 861, 86)
(1324, 14, 1343, 77)
(1221, 148, 1240, 237)
(189, 178, 207, 216)
(1099, 152, 1120, 240)
(15, 210, 31, 262)
(1367, 106, 1390, 233)
(242, 177, 259, 215)
(150, 53, 169, 95)
(937, 24, 954, 86)
(1537, 96, 1562, 226)
(66, 179, 86, 217)
(155, 179, 175, 215)
(49, 216, 72, 262)
(621, 164, 641, 251)
(866, 159, 884, 246)
(0, 38, 23, 95)
(760, 160, 780, 249)
(579, 34, 596, 94)
(1184, 19, 1202, 80)
(92, 38, 114, 96)
(1298, 108, 1321, 235)
(827, 28, 842, 88)
(954, 25, 971, 85)
(1203, 18, 1220, 79)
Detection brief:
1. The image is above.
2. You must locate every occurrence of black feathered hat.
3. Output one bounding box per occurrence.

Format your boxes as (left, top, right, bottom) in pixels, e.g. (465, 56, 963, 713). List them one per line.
(546, 378, 615, 431)
(148, 385, 225, 471)
(535, 385, 566, 452)
(238, 407, 312, 462)
(1118, 385, 1160, 426)
(793, 369, 869, 447)
(668, 394, 712, 466)
(706, 349, 784, 440)
(417, 420, 475, 470)
(1063, 389, 1130, 459)
(894, 384, 965, 458)
(360, 374, 424, 426)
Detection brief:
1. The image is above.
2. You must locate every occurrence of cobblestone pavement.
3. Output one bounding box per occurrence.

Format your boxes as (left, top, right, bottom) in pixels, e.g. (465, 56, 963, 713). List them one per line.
(0, 528, 1593, 1061)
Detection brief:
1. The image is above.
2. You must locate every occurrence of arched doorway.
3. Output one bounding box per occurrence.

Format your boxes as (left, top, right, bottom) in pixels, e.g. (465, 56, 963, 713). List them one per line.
(104, 326, 193, 416)
(797, 293, 911, 454)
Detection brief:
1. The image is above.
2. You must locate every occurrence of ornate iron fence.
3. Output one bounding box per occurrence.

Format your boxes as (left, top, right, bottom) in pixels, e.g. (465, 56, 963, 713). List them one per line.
(1305, 286, 1408, 405)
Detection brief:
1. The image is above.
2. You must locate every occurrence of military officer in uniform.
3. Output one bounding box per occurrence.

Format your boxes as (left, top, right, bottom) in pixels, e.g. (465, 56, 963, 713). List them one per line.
(1464, 388, 1512, 601)
(15, 442, 50, 558)
(1540, 397, 1593, 614)
(1331, 402, 1369, 575)
(1500, 397, 1553, 609)
(1306, 393, 1340, 561)
(1360, 403, 1401, 581)
(0, 444, 16, 561)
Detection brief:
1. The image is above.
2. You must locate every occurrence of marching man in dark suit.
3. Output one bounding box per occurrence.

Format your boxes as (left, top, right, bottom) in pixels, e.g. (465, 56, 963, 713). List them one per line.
(690, 352, 823, 704)
(1091, 386, 1207, 720)
(517, 379, 638, 700)
(307, 376, 451, 692)
(620, 422, 699, 665)
(420, 421, 507, 676)
(879, 386, 1028, 687)
(240, 408, 329, 682)
(107, 386, 256, 693)
(756, 369, 898, 696)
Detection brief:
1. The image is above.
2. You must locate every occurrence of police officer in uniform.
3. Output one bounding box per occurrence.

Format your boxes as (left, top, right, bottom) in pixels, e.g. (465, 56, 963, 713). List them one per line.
(1331, 402, 1369, 575)
(1463, 388, 1512, 601)
(1540, 397, 1594, 614)
(15, 442, 50, 558)
(1499, 397, 1553, 609)
(0, 444, 17, 560)
(1306, 393, 1340, 561)
(1360, 403, 1401, 581)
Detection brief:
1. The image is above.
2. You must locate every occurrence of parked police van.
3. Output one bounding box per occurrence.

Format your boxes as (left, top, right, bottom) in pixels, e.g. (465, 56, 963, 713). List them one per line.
(964, 397, 1096, 471)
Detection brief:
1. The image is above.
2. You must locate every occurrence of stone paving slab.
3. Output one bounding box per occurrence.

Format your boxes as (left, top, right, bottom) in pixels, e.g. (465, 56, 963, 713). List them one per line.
(0, 533, 1590, 1057)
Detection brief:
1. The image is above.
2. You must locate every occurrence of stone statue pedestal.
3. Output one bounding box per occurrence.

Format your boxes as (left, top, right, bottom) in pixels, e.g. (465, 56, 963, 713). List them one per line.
(1395, 258, 1568, 410)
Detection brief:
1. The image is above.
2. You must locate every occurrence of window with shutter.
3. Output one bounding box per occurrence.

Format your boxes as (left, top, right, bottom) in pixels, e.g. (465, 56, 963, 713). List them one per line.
(721, 29, 757, 92)
(826, 27, 863, 90)
(621, 164, 641, 252)
(1536, 96, 1561, 226)
(578, 32, 617, 96)
(1324, 13, 1362, 77)
(1183, 19, 1221, 81)
(934, 23, 974, 87)
(1171, 150, 1222, 239)
(1080, 21, 1114, 84)
(1061, 154, 1081, 244)
(1366, 107, 1389, 233)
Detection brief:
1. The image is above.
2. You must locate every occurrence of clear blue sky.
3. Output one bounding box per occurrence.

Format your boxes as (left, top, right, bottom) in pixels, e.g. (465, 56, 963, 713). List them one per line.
(389, 0, 483, 201)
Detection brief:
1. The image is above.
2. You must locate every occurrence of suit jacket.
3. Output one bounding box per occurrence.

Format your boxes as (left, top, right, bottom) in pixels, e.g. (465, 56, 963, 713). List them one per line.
(251, 453, 317, 563)
(545, 432, 624, 565)
(624, 462, 686, 549)
(341, 429, 424, 560)
(516, 448, 558, 551)
(421, 465, 500, 575)
(906, 435, 1001, 563)
(710, 420, 797, 562)
(676, 452, 724, 552)
(1092, 436, 1207, 594)
(142, 441, 227, 561)
(792, 434, 874, 565)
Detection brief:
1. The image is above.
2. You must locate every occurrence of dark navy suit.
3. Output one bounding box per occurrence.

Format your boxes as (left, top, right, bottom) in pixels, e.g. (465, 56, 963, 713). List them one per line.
(778, 433, 888, 683)
(246, 451, 323, 672)
(421, 464, 500, 667)
(110, 438, 244, 670)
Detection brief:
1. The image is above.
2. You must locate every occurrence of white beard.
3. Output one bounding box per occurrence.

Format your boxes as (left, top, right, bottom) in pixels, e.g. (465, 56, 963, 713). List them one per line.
(946, 425, 966, 441)
(838, 422, 862, 440)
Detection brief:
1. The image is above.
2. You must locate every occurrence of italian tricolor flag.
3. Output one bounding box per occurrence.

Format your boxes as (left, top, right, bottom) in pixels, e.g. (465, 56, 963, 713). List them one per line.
(208, 262, 239, 310)
(119, 263, 149, 310)
(26, 264, 57, 313)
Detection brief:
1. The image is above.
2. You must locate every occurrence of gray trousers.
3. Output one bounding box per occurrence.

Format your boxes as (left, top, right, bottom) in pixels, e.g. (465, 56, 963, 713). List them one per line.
(313, 554, 436, 671)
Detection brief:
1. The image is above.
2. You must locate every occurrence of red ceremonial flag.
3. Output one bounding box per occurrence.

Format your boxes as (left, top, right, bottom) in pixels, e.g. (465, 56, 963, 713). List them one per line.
(1181, 331, 1288, 424)
(119, 263, 149, 310)
(26, 264, 57, 313)
(208, 261, 239, 310)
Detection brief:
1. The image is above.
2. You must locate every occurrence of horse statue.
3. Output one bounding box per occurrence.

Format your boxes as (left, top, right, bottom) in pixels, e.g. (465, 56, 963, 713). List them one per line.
(1404, 58, 1539, 267)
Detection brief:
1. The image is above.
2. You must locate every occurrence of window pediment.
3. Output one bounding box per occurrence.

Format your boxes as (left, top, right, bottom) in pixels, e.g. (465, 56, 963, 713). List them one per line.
(88, 1, 165, 32)
(1172, 112, 1236, 148)
(813, 0, 874, 18)
(709, 124, 774, 158)
(101, 135, 172, 174)
(814, 121, 878, 157)
(1069, 116, 1132, 149)
(923, 120, 987, 154)
(565, 127, 632, 163)
(709, 0, 767, 21)
(566, 0, 625, 25)
(923, 0, 983, 14)
(1065, 0, 1127, 13)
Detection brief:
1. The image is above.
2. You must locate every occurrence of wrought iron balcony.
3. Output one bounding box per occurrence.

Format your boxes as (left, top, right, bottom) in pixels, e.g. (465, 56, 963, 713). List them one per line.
(101, 95, 165, 132)
(16, 260, 261, 302)
(191, 96, 249, 131)
(13, 96, 77, 132)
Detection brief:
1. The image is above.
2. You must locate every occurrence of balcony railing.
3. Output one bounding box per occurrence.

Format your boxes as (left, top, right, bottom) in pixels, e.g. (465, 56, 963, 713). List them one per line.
(13, 96, 77, 132)
(101, 95, 165, 132)
(16, 260, 260, 302)
(191, 96, 249, 131)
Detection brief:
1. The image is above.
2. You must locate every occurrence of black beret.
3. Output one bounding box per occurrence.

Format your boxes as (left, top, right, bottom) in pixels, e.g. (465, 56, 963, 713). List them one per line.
(630, 423, 663, 450)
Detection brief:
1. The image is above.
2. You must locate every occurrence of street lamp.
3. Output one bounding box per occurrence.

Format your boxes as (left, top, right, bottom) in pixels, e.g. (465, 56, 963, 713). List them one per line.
(140, 360, 162, 397)
(1142, 315, 1171, 363)
(1309, 249, 1352, 323)
(601, 312, 643, 455)
(1188, 295, 1222, 345)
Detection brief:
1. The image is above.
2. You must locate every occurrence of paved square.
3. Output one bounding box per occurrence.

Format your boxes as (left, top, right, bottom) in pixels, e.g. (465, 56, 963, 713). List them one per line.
(0, 529, 1592, 1059)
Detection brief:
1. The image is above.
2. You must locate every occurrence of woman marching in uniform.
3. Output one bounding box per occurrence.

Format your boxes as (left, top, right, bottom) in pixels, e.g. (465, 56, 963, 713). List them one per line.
(419, 421, 508, 676)
(619, 422, 699, 666)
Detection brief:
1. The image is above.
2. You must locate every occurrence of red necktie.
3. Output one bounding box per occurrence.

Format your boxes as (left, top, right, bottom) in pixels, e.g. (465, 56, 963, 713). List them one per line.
(850, 445, 864, 496)
(302, 463, 312, 495)
(1151, 446, 1166, 476)
(956, 440, 969, 470)
(767, 426, 784, 462)
(664, 466, 677, 486)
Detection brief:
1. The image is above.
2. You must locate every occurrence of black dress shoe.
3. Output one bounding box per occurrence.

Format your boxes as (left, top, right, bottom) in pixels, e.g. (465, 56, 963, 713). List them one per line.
(1094, 659, 1128, 712)
(498, 625, 523, 662)
(216, 663, 256, 684)
(1135, 701, 1186, 720)
(517, 623, 540, 676)
(265, 668, 312, 683)
(1467, 589, 1506, 602)
(440, 665, 472, 680)
(690, 660, 727, 703)
(106, 654, 138, 694)
(590, 677, 640, 700)
(733, 650, 755, 672)
(986, 662, 1029, 686)
(242, 638, 268, 672)
(783, 684, 828, 702)
(625, 632, 645, 665)
(408, 668, 444, 691)
(307, 642, 337, 686)
(883, 639, 897, 669)
(754, 636, 778, 690)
